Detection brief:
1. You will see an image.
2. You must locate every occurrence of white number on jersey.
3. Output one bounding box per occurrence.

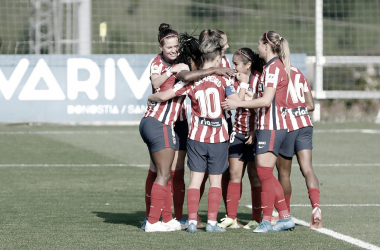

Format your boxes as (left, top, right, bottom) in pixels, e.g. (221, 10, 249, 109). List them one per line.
(287, 73, 305, 104)
(194, 88, 222, 118)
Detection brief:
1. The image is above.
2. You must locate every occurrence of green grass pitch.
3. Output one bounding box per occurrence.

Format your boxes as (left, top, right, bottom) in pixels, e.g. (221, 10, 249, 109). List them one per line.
(0, 123, 379, 249)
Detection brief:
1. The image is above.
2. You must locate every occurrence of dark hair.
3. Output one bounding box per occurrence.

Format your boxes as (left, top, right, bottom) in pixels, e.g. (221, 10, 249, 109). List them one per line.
(174, 32, 202, 71)
(234, 48, 265, 73)
(261, 30, 290, 79)
(158, 23, 178, 46)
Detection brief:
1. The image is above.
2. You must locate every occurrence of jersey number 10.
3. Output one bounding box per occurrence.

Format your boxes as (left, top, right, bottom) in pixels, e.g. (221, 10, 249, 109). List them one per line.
(194, 88, 221, 119)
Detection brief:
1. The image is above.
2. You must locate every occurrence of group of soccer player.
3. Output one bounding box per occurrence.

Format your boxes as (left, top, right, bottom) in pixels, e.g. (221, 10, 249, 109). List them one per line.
(139, 23, 322, 233)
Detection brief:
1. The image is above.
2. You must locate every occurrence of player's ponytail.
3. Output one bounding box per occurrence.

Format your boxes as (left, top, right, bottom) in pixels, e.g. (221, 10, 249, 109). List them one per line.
(175, 32, 201, 71)
(263, 31, 291, 80)
(158, 23, 178, 46)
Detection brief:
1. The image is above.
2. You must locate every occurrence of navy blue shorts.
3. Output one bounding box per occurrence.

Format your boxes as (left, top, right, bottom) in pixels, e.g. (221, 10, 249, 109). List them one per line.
(187, 139, 229, 175)
(139, 117, 177, 153)
(279, 126, 313, 158)
(174, 120, 188, 151)
(228, 132, 255, 162)
(255, 129, 288, 156)
(227, 117, 233, 136)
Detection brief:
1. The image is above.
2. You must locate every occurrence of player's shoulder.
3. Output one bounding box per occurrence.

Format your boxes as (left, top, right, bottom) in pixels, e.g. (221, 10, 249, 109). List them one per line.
(252, 70, 262, 78)
(151, 53, 162, 63)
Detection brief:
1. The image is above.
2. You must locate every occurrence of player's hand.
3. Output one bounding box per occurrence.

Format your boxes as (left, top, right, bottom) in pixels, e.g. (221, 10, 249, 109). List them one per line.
(236, 72, 249, 84)
(221, 99, 239, 110)
(171, 63, 189, 73)
(213, 67, 235, 78)
(245, 131, 256, 145)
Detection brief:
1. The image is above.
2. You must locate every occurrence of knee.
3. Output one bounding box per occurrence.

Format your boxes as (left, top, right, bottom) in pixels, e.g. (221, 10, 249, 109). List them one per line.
(229, 170, 243, 183)
(278, 170, 290, 180)
(157, 169, 172, 180)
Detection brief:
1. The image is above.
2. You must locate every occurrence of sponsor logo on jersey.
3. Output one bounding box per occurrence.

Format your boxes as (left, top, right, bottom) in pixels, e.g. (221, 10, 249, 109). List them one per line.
(199, 117, 222, 127)
(258, 83, 264, 93)
(291, 106, 308, 116)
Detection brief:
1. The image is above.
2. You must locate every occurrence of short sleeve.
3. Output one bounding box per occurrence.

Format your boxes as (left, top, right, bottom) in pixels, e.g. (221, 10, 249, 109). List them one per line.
(173, 81, 191, 96)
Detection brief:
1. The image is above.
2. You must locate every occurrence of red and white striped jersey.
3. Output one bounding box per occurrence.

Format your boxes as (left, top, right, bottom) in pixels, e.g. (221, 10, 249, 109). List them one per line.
(149, 53, 187, 121)
(255, 57, 288, 131)
(220, 55, 231, 68)
(233, 70, 261, 135)
(173, 74, 236, 143)
(285, 66, 313, 132)
(220, 55, 232, 120)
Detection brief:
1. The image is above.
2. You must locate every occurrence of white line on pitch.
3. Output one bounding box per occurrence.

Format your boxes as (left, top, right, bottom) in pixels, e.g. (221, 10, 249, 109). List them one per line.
(0, 129, 379, 135)
(0, 131, 136, 135)
(244, 204, 380, 249)
(291, 204, 380, 207)
(0, 163, 379, 168)
(246, 204, 380, 208)
(292, 217, 380, 250)
(0, 164, 149, 168)
(292, 163, 380, 167)
(314, 129, 380, 134)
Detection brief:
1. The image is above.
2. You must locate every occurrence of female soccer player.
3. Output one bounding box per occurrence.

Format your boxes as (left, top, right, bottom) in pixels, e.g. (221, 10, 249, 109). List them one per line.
(197, 29, 233, 226)
(142, 30, 234, 232)
(140, 23, 189, 232)
(148, 38, 243, 233)
(222, 31, 295, 233)
(276, 66, 322, 228)
(218, 48, 265, 230)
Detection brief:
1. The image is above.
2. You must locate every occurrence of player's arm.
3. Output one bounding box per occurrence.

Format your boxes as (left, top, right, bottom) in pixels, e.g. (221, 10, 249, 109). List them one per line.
(151, 63, 189, 89)
(245, 130, 256, 145)
(236, 72, 249, 101)
(177, 67, 234, 82)
(148, 89, 177, 103)
(304, 80, 315, 112)
(305, 91, 314, 112)
(221, 87, 276, 110)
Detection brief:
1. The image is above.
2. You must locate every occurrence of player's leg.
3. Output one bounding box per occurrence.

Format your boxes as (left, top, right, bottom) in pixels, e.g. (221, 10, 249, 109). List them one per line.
(244, 160, 261, 229)
(276, 155, 292, 213)
(172, 120, 188, 225)
(171, 150, 187, 227)
(295, 126, 321, 229)
(186, 139, 208, 233)
(254, 130, 294, 233)
(206, 141, 229, 233)
(141, 160, 156, 229)
(139, 117, 178, 232)
(219, 132, 246, 228)
(276, 130, 298, 214)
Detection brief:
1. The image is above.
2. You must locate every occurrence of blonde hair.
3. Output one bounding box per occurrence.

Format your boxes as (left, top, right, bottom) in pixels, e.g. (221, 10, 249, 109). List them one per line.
(262, 31, 291, 80)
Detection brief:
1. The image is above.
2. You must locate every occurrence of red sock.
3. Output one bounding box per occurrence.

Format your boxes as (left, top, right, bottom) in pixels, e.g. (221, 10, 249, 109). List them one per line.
(148, 182, 167, 224)
(251, 186, 262, 222)
(272, 175, 290, 219)
(199, 172, 208, 201)
(222, 170, 230, 212)
(226, 182, 241, 219)
(187, 188, 200, 221)
(172, 169, 185, 219)
(145, 170, 157, 218)
(308, 188, 320, 209)
(161, 180, 173, 223)
(285, 195, 291, 213)
(260, 192, 274, 222)
(256, 165, 275, 222)
(208, 187, 222, 221)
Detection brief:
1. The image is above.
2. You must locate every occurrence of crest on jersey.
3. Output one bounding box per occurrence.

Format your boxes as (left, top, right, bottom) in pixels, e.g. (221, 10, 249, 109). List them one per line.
(258, 83, 264, 93)
(172, 135, 176, 145)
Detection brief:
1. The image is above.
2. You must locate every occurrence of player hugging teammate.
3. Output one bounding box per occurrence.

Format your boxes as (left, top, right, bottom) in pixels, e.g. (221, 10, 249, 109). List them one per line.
(139, 27, 321, 233)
